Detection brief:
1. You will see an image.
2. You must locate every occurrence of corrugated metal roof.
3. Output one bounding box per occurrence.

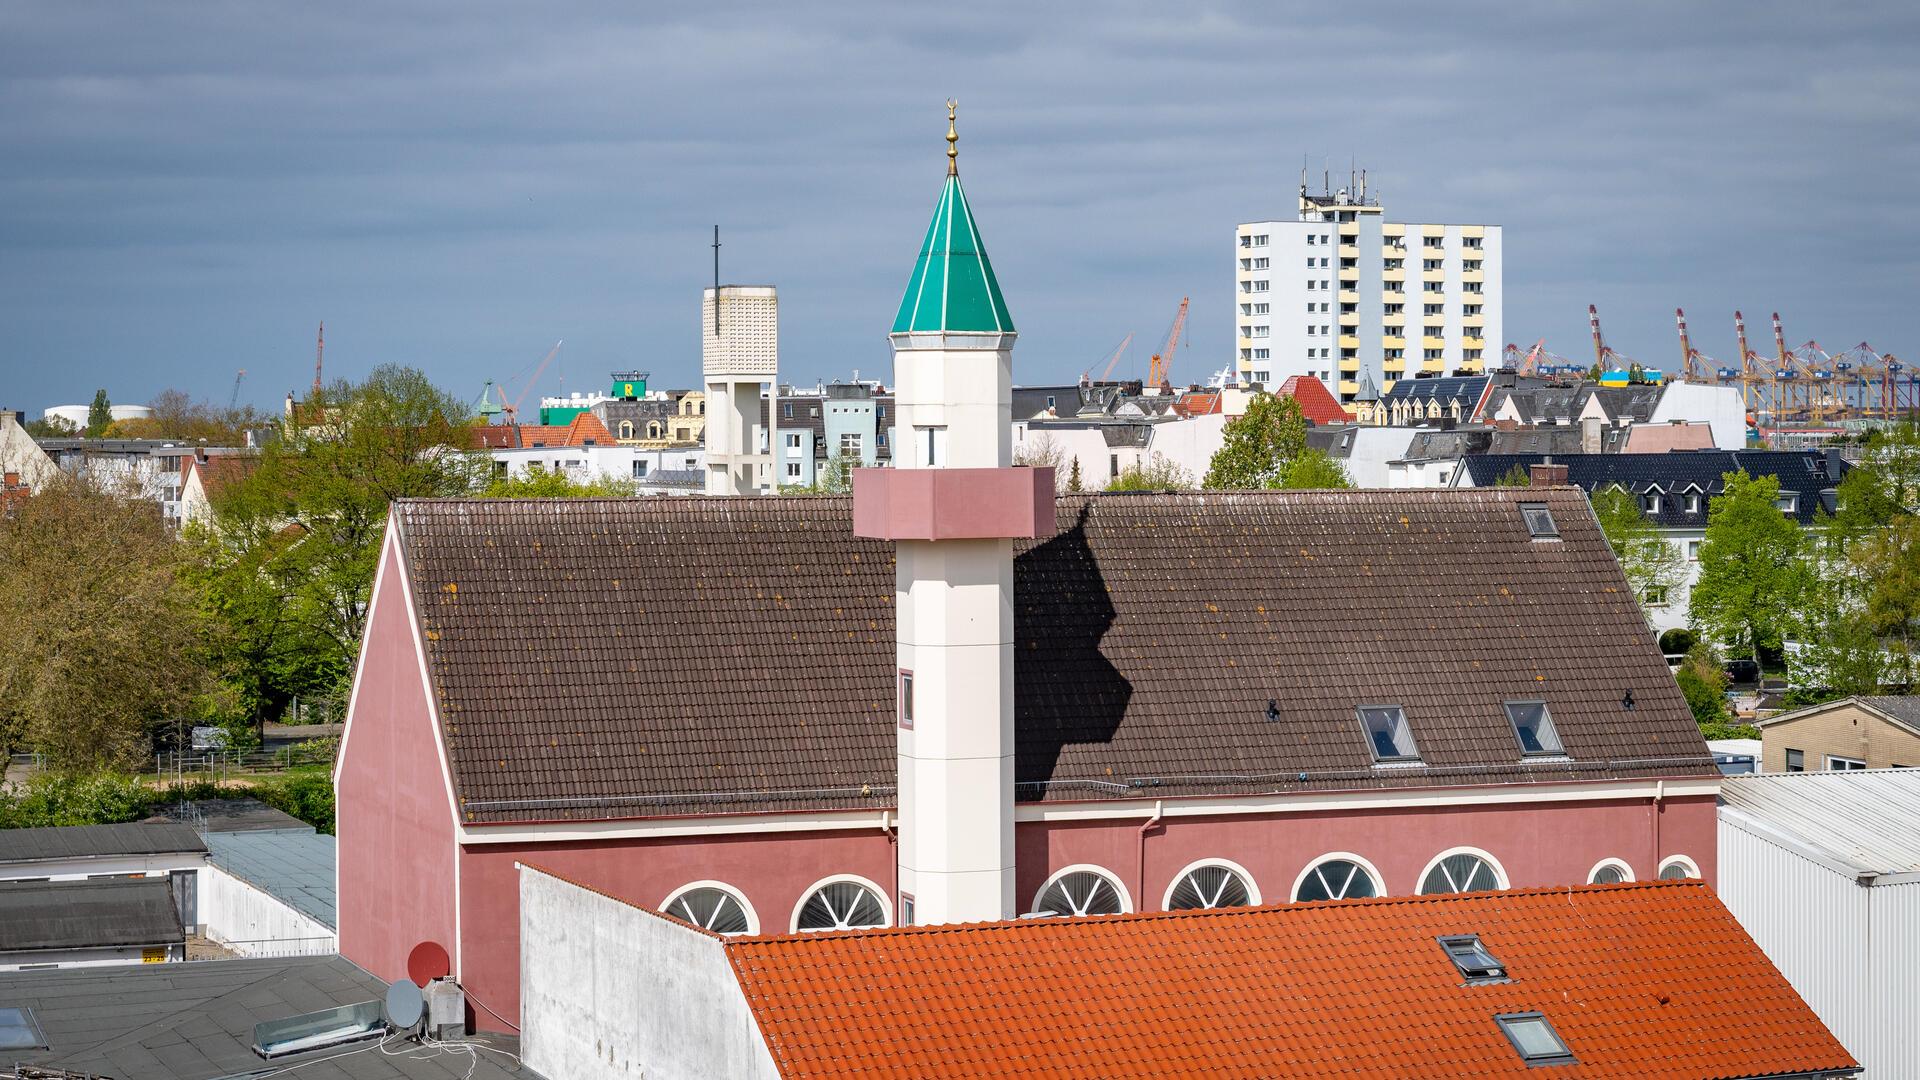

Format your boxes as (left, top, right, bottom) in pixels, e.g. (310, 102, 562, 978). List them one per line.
(205, 831, 337, 928)
(0, 822, 206, 865)
(1719, 769, 1920, 877)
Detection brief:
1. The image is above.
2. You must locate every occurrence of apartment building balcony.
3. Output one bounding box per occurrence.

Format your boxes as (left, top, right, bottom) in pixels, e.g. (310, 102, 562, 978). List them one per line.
(1339, 380, 1359, 397)
(1382, 335, 1407, 349)
(1381, 268, 1406, 283)
(1238, 336, 1253, 351)
(1339, 268, 1358, 283)
(1422, 358, 1447, 373)
(1338, 334, 1360, 350)
(1339, 358, 1360, 373)
(1462, 313, 1485, 328)
(1382, 358, 1407, 373)
(1463, 333, 1486, 347)
(1338, 289, 1360, 304)
(1339, 312, 1360, 327)
(1421, 268, 1447, 282)
(1422, 335, 1448, 350)
(1461, 269, 1485, 284)
(1339, 222, 1360, 237)
(1338, 243, 1360, 259)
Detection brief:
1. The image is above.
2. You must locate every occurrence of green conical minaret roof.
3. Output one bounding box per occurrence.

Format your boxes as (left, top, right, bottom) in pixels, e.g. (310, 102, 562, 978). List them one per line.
(892, 103, 1014, 336)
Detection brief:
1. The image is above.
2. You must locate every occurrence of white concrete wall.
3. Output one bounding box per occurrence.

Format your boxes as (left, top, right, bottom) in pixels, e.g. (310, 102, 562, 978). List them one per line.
(0, 944, 181, 971)
(519, 865, 778, 1080)
(490, 445, 705, 486)
(1651, 382, 1748, 449)
(201, 865, 336, 958)
(1719, 810, 1919, 1078)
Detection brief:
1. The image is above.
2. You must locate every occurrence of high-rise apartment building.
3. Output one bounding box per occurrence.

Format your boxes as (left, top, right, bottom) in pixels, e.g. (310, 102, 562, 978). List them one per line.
(1235, 178, 1502, 405)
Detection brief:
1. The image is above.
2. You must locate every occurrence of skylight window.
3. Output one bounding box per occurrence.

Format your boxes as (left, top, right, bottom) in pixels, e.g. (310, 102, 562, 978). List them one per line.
(1505, 701, 1565, 756)
(1438, 935, 1507, 982)
(1495, 1012, 1575, 1066)
(0, 1007, 48, 1051)
(1520, 504, 1559, 539)
(1358, 705, 1420, 763)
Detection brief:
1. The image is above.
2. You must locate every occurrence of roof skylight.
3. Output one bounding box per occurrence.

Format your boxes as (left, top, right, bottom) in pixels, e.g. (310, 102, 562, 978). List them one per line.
(1495, 1012, 1575, 1066)
(1505, 701, 1565, 757)
(1358, 705, 1420, 763)
(0, 1007, 48, 1052)
(1438, 935, 1506, 982)
(1520, 504, 1559, 539)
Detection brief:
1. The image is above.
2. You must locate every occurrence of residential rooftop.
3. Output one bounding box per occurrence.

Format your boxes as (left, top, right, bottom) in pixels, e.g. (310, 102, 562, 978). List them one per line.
(0, 821, 205, 865)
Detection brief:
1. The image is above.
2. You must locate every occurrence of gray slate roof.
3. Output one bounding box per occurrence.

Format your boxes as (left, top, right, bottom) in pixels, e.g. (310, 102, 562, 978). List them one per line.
(0, 878, 183, 951)
(0, 955, 529, 1078)
(145, 797, 315, 834)
(0, 822, 205, 866)
(1856, 696, 1920, 732)
(205, 831, 338, 928)
(1458, 450, 1848, 526)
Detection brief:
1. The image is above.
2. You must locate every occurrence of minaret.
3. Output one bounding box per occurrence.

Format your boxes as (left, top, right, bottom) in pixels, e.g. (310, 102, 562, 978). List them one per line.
(702, 277, 778, 495)
(853, 103, 1054, 925)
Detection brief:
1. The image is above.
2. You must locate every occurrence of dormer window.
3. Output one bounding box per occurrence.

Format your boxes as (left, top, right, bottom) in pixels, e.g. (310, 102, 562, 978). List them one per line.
(1684, 492, 1700, 513)
(1505, 701, 1564, 757)
(1640, 492, 1660, 513)
(1776, 494, 1798, 513)
(1358, 705, 1420, 763)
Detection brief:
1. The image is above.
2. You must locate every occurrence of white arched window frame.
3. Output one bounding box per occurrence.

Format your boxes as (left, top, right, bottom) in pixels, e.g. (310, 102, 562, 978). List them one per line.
(618, 420, 634, 439)
(789, 874, 892, 933)
(1416, 846, 1510, 895)
(1162, 858, 1262, 910)
(1657, 854, 1701, 880)
(1587, 858, 1635, 885)
(659, 880, 759, 936)
(1032, 864, 1133, 918)
(1290, 852, 1386, 903)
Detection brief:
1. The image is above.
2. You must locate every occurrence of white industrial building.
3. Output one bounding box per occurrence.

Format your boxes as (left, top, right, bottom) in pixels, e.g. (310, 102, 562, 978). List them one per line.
(1718, 769, 1920, 1078)
(1236, 176, 1503, 405)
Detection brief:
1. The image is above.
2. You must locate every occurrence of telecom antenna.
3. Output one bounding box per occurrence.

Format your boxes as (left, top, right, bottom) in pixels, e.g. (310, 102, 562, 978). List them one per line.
(712, 225, 722, 336)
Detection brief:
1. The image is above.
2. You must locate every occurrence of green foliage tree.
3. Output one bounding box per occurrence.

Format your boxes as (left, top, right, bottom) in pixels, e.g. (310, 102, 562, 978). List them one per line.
(1272, 449, 1353, 490)
(0, 477, 208, 770)
(1107, 453, 1195, 492)
(1493, 463, 1533, 488)
(191, 366, 482, 726)
(107, 388, 265, 445)
(1688, 470, 1811, 661)
(1675, 642, 1730, 726)
(479, 470, 638, 497)
(85, 389, 112, 437)
(782, 454, 855, 495)
(1203, 393, 1307, 490)
(1590, 486, 1684, 622)
(23, 414, 79, 438)
(1066, 457, 1084, 493)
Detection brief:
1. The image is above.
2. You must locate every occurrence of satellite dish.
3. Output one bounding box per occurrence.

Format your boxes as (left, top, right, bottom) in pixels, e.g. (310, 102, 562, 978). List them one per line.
(406, 941, 451, 987)
(385, 979, 425, 1029)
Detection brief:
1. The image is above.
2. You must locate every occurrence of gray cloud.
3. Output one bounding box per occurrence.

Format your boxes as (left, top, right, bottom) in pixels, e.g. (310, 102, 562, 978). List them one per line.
(1, 0, 1915, 411)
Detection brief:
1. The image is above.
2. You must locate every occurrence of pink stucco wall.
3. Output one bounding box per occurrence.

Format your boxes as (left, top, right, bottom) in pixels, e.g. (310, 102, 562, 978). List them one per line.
(457, 790, 1713, 1030)
(457, 828, 897, 1032)
(336, 536, 461, 996)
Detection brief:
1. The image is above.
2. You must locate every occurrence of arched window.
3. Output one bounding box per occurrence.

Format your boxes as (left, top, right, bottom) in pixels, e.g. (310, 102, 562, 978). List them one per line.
(1418, 848, 1508, 895)
(1292, 854, 1384, 902)
(618, 420, 634, 439)
(647, 421, 662, 439)
(792, 875, 889, 933)
(1033, 865, 1129, 918)
(661, 881, 757, 935)
(1164, 859, 1259, 910)
(1657, 855, 1700, 881)
(1588, 858, 1634, 885)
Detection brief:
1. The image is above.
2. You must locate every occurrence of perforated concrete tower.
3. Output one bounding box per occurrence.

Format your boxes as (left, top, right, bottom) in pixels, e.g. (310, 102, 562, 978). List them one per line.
(703, 285, 777, 495)
(853, 104, 1053, 926)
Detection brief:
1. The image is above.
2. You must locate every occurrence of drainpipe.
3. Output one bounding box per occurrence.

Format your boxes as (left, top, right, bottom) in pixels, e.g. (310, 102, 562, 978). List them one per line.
(1136, 800, 1164, 910)
(881, 810, 898, 921)
(1652, 779, 1665, 874)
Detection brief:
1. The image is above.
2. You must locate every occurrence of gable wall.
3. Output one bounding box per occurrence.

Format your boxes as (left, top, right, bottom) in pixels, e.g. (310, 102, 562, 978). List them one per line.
(335, 533, 460, 997)
(1763, 704, 1920, 772)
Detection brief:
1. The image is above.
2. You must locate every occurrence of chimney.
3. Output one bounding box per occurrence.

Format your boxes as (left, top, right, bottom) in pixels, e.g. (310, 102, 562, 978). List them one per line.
(1529, 461, 1569, 487)
(1581, 416, 1603, 454)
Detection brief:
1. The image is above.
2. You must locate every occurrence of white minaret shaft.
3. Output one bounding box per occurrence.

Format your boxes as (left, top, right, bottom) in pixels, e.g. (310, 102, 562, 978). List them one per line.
(855, 102, 1050, 927)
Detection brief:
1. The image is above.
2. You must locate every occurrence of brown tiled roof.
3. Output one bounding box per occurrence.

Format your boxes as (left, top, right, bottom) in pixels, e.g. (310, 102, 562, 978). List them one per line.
(723, 881, 1856, 1079)
(395, 489, 1714, 824)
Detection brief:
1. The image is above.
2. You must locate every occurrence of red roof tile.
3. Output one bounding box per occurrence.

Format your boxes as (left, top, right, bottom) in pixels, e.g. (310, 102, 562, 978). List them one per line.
(1280, 375, 1355, 425)
(1171, 391, 1220, 418)
(724, 882, 1855, 1079)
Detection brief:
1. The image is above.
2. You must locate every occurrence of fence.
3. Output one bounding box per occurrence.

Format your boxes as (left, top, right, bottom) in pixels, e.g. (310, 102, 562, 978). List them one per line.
(152, 745, 335, 780)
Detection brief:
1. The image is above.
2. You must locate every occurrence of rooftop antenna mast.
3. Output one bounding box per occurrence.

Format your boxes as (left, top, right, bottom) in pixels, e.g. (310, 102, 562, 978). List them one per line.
(312, 322, 324, 398)
(712, 226, 722, 337)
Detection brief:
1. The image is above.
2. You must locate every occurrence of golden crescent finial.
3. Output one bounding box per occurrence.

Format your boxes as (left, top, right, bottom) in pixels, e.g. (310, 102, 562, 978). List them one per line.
(946, 99, 958, 175)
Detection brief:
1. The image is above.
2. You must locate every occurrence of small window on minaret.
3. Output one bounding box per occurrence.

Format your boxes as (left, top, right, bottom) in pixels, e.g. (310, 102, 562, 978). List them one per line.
(918, 427, 947, 467)
(899, 670, 914, 729)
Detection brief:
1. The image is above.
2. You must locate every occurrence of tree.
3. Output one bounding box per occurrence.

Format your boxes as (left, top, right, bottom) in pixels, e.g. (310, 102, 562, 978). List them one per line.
(1107, 453, 1194, 492)
(1066, 457, 1084, 493)
(783, 454, 855, 495)
(1013, 431, 1070, 493)
(0, 477, 208, 770)
(1688, 470, 1811, 662)
(1493, 463, 1532, 488)
(1674, 642, 1730, 726)
(23, 414, 79, 438)
(1590, 486, 1684, 621)
(85, 389, 112, 437)
(107, 388, 265, 446)
(1203, 393, 1307, 490)
(1272, 449, 1352, 490)
(194, 366, 483, 723)
(1854, 514, 1920, 685)
(479, 470, 638, 498)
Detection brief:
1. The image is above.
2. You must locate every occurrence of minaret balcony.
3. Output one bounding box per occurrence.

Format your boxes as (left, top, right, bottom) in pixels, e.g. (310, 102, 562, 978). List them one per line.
(852, 466, 1055, 541)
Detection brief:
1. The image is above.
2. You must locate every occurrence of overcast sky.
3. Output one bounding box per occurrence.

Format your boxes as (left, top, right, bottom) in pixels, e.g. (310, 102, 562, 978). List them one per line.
(2, 1, 1915, 414)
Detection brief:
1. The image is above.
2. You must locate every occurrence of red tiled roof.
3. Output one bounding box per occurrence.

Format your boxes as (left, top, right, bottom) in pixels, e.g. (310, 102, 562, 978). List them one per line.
(183, 454, 258, 498)
(395, 489, 1714, 824)
(725, 882, 1855, 1079)
(469, 425, 520, 449)
(513, 412, 615, 449)
(1279, 375, 1354, 425)
(1171, 391, 1220, 418)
